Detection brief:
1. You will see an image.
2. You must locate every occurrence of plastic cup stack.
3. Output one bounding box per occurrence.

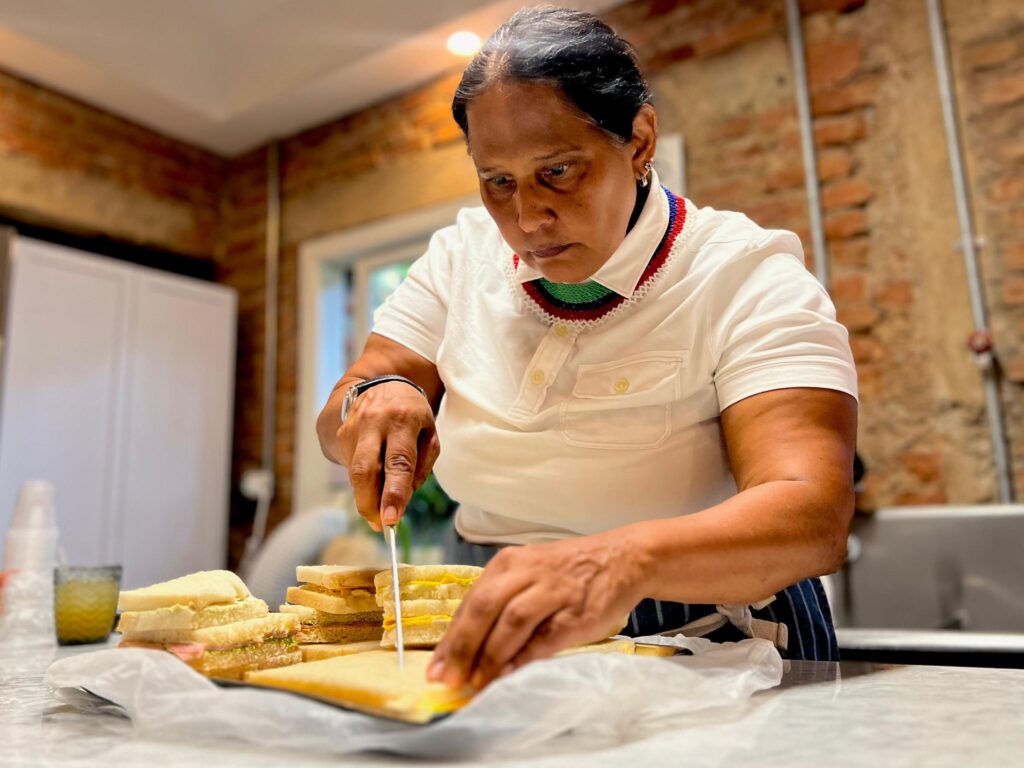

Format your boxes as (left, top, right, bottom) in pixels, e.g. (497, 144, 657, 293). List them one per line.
(1, 480, 60, 646)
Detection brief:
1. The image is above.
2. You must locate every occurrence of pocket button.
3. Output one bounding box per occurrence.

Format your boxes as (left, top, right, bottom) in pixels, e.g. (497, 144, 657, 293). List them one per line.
(530, 369, 546, 386)
(613, 377, 630, 394)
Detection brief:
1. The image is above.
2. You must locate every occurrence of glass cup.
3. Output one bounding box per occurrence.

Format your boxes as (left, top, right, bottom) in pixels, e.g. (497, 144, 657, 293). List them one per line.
(54, 565, 122, 645)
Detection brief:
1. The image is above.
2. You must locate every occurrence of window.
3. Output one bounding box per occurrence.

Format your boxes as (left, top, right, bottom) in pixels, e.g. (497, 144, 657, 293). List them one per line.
(295, 196, 477, 555)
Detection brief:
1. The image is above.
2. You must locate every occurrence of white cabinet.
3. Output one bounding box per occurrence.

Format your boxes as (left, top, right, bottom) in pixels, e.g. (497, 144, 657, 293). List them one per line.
(0, 236, 236, 589)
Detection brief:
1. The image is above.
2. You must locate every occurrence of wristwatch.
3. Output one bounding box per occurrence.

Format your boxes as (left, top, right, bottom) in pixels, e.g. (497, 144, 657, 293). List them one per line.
(340, 375, 428, 424)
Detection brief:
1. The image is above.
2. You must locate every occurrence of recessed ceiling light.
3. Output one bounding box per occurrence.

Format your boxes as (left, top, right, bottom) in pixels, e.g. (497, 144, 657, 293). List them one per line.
(447, 30, 482, 58)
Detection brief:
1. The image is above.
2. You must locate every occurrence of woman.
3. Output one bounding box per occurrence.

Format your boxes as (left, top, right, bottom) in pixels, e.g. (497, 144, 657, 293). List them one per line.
(316, 7, 857, 691)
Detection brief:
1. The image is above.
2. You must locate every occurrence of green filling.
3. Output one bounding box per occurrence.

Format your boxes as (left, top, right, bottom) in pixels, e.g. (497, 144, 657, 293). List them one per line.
(536, 278, 615, 304)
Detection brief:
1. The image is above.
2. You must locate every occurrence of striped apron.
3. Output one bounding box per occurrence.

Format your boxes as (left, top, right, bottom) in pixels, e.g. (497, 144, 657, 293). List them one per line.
(443, 525, 839, 662)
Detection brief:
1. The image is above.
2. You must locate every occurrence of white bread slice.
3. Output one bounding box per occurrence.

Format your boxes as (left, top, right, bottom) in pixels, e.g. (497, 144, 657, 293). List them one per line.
(381, 598, 462, 620)
(194, 638, 302, 680)
(278, 603, 380, 626)
(380, 617, 450, 649)
(374, 565, 481, 603)
(296, 565, 379, 590)
(245, 650, 473, 723)
(286, 586, 381, 615)
(299, 640, 383, 662)
(118, 570, 250, 612)
(117, 597, 268, 634)
(119, 612, 299, 646)
(557, 637, 636, 656)
(296, 622, 382, 645)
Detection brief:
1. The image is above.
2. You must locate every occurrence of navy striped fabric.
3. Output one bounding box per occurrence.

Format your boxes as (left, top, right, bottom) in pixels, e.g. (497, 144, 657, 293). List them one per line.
(443, 526, 839, 662)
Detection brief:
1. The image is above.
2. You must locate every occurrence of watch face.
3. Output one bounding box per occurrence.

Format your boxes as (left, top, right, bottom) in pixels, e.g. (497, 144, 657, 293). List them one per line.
(341, 386, 358, 424)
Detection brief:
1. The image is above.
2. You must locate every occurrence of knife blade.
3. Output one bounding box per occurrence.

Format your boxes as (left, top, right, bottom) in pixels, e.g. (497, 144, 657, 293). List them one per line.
(385, 524, 405, 669)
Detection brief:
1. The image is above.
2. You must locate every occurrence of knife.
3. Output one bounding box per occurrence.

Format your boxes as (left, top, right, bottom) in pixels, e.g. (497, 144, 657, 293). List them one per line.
(385, 524, 405, 669)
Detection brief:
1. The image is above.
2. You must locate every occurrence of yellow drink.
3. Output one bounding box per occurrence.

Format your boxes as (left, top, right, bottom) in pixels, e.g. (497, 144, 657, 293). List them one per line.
(54, 566, 121, 644)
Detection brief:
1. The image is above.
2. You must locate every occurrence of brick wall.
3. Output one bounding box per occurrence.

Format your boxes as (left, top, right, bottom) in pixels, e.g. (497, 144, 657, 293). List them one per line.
(0, 70, 223, 257)
(2, 0, 1021, 569)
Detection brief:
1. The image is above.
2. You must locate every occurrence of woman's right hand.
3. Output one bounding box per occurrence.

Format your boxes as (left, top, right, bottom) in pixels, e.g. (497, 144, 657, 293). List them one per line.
(317, 334, 443, 532)
(338, 380, 440, 531)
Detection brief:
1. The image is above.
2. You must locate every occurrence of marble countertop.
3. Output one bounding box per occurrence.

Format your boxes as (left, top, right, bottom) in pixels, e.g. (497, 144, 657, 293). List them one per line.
(3, 640, 1023, 767)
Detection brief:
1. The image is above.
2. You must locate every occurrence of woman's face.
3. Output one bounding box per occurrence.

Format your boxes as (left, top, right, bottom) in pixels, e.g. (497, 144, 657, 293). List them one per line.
(465, 80, 655, 284)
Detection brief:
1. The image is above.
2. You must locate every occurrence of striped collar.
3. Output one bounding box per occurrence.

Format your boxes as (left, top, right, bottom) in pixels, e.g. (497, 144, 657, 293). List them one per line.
(512, 171, 671, 298)
(512, 187, 687, 325)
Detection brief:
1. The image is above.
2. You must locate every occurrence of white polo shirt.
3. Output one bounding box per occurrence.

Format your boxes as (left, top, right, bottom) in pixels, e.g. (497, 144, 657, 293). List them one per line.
(373, 176, 858, 545)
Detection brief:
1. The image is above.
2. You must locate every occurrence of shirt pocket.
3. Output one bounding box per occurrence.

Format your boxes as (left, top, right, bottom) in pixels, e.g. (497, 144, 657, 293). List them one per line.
(559, 351, 688, 450)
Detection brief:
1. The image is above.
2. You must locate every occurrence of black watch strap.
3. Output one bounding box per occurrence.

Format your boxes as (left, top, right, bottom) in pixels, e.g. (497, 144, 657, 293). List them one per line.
(341, 375, 428, 424)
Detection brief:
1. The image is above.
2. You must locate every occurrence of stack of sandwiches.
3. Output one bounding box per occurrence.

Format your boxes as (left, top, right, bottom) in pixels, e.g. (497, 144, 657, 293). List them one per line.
(116, 570, 301, 680)
(374, 564, 483, 648)
(282, 566, 384, 648)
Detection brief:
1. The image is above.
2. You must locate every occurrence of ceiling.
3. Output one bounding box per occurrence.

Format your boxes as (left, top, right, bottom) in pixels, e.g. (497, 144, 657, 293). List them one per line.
(0, 0, 621, 156)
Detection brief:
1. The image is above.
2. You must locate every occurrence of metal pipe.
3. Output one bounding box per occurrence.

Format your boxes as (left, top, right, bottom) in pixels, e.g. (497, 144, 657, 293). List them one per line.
(925, 0, 1014, 502)
(784, 0, 830, 288)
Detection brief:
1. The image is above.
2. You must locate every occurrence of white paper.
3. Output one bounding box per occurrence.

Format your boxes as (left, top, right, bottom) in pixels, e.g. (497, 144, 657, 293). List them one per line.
(45, 636, 782, 760)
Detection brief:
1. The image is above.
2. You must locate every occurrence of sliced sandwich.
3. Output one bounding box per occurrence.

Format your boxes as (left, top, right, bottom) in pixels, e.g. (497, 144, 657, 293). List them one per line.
(299, 639, 382, 662)
(116, 569, 302, 680)
(245, 650, 474, 723)
(282, 565, 384, 644)
(374, 565, 482, 649)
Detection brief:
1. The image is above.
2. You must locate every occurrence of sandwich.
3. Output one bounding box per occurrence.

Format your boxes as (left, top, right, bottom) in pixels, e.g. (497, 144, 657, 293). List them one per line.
(374, 564, 482, 649)
(245, 650, 474, 723)
(557, 637, 636, 656)
(116, 570, 302, 680)
(282, 565, 384, 644)
(299, 639, 382, 662)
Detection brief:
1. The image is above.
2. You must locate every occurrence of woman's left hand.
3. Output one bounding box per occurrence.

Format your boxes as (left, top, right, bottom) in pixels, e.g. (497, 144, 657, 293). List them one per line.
(427, 530, 649, 690)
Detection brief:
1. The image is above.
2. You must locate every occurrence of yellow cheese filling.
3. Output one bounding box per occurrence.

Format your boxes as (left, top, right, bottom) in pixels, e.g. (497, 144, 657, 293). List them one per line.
(406, 574, 477, 587)
(382, 615, 451, 631)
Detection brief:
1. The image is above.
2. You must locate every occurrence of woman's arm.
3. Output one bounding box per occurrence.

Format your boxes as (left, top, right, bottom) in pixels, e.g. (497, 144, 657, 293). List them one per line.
(317, 332, 444, 530)
(428, 387, 856, 689)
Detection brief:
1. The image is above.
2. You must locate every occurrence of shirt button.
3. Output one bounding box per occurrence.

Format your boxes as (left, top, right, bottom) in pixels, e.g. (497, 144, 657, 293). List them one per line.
(553, 324, 569, 338)
(613, 378, 630, 394)
(530, 369, 546, 386)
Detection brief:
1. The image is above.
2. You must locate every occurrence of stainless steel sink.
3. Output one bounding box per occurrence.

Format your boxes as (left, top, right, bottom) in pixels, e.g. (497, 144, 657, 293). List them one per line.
(830, 505, 1024, 632)
(826, 505, 1024, 667)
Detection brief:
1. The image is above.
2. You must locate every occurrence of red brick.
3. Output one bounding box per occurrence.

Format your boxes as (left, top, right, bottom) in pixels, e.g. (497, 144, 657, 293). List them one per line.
(822, 177, 873, 208)
(967, 39, 1019, 71)
(849, 333, 886, 363)
(978, 71, 1024, 108)
(897, 491, 949, 506)
(1002, 275, 1024, 305)
(814, 113, 867, 146)
(837, 303, 879, 331)
(818, 147, 855, 181)
(900, 452, 942, 483)
(875, 280, 914, 308)
(1002, 242, 1024, 271)
(711, 114, 754, 140)
(806, 39, 864, 92)
(695, 12, 779, 58)
(811, 75, 883, 116)
(855, 362, 884, 398)
(988, 176, 1024, 204)
(800, 0, 867, 12)
(825, 208, 869, 239)
(1004, 355, 1024, 383)
(765, 164, 806, 192)
(756, 106, 797, 134)
(831, 273, 867, 303)
(830, 238, 870, 267)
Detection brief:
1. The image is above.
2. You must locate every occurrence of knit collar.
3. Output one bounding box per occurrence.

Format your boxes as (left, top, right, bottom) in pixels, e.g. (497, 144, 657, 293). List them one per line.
(511, 187, 687, 326)
(512, 170, 671, 298)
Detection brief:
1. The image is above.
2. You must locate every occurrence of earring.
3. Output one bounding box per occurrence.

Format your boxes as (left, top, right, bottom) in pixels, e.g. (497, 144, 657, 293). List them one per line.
(638, 160, 653, 188)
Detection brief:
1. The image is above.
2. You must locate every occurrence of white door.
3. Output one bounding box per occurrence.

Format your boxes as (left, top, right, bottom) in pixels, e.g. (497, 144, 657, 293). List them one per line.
(0, 238, 131, 567)
(0, 237, 236, 587)
(113, 272, 236, 587)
